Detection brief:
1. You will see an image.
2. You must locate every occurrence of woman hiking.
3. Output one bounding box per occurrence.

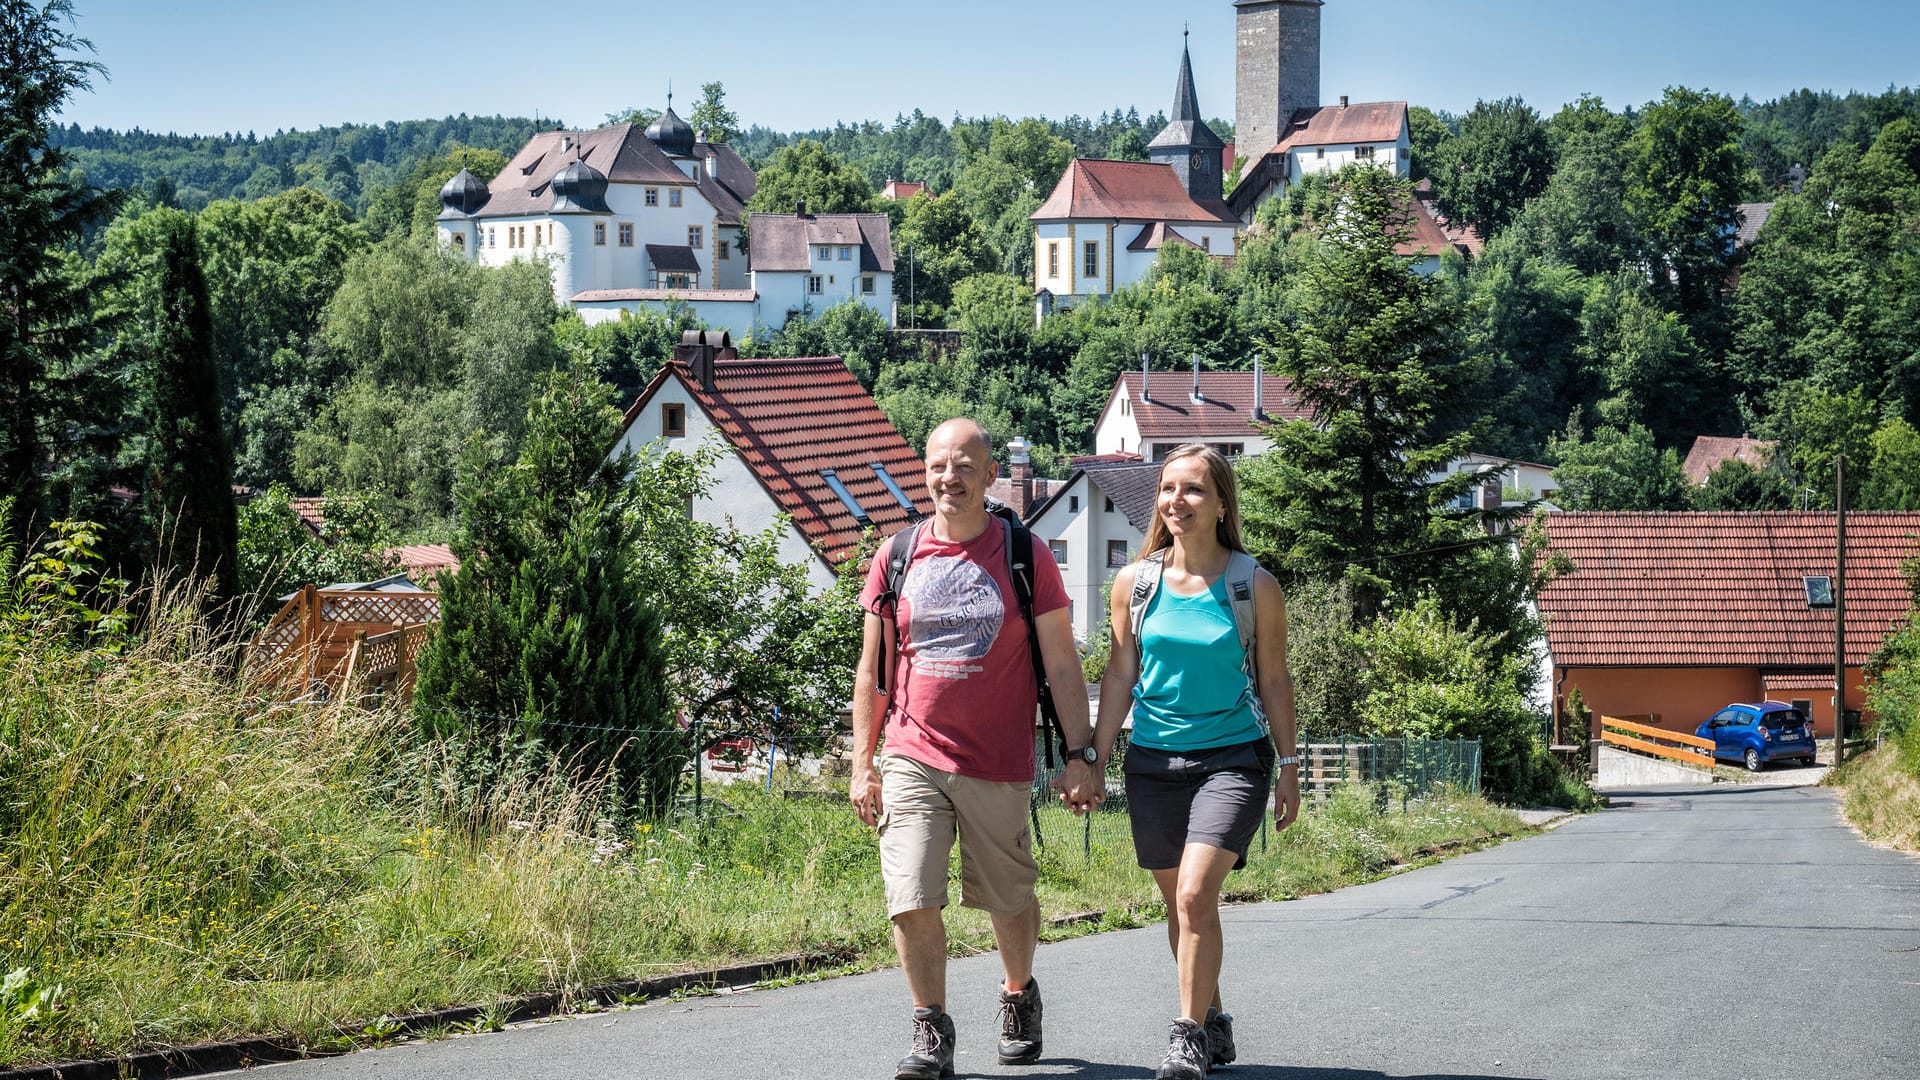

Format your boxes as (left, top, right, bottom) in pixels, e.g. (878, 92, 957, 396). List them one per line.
(1083, 443, 1301, 1079)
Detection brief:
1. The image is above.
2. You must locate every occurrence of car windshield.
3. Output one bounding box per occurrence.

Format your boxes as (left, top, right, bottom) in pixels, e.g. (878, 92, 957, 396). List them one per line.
(1760, 710, 1806, 729)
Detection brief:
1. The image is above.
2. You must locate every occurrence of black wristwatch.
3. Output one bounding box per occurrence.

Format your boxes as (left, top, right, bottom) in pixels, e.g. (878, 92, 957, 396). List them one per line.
(1061, 743, 1098, 766)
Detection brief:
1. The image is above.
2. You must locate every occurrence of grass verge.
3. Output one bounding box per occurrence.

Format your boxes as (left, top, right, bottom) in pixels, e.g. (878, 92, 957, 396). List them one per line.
(1830, 745, 1920, 852)
(0, 634, 1534, 1069)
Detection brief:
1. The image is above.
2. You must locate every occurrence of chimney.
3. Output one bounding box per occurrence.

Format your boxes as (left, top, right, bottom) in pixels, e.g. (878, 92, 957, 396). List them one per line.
(1141, 351, 1151, 403)
(674, 330, 722, 393)
(1339, 95, 1349, 108)
(1006, 436, 1034, 518)
(1252, 355, 1265, 420)
(1190, 354, 1203, 404)
(795, 198, 808, 217)
(1478, 475, 1502, 512)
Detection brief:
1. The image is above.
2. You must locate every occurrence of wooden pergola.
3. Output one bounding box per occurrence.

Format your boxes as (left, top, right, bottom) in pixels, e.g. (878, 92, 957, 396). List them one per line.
(245, 578, 439, 704)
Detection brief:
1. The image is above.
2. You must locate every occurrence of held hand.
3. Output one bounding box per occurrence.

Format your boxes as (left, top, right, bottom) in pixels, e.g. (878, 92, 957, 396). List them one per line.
(1055, 759, 1106, 816)
(850, 761, 882, 827)
(1272, 769, 1300, 831)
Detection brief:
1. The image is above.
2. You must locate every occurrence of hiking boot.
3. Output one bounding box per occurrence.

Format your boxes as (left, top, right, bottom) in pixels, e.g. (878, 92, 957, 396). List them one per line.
(1156, 1017, 1209, 1080)
(1204, 1008, 1236, 1066)
(997, 976, 1043, 1064)
(895, 1005, 955, 1080)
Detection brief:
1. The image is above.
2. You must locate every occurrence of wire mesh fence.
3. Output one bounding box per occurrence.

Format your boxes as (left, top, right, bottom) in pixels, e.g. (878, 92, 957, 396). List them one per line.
(404, 709, 1482, 865)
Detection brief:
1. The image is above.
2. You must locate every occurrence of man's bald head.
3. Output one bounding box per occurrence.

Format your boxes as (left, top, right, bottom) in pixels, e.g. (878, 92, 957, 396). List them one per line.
(923, 417, 995, 526)
(926, 417, 993, 463)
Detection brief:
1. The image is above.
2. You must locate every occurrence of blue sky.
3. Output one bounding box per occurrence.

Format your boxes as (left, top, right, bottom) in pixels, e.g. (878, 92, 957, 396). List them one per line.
(55, 0, 1920, 137)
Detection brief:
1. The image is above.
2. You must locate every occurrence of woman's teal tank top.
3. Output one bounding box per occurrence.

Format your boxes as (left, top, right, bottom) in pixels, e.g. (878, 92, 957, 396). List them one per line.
(1130, 574, 1265, 751)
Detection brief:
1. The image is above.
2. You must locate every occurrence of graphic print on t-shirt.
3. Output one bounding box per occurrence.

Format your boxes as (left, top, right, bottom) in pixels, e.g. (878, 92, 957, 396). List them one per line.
(904, 554, 1004, 679)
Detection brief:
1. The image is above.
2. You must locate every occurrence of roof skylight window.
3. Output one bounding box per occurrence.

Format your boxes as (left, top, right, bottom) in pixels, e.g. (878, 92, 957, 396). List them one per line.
(871, 463, 924, 522)
(1803, 576, 1834, 608)
(820, 469, 873, 529)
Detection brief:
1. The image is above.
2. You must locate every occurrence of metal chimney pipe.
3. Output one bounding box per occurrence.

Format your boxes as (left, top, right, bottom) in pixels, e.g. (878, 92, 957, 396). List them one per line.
(1141, 351, 1151, 403)
(1253, 355, 1265, 419)
(1190, 354, 1203, 404)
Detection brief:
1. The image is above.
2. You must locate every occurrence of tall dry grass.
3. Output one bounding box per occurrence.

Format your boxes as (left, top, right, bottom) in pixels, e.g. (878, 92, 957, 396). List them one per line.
(0, 570, 1529, 1067)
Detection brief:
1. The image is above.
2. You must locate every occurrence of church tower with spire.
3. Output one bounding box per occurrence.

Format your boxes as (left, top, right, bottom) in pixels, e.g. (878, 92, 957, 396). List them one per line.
(1147, 33, 1225, 201)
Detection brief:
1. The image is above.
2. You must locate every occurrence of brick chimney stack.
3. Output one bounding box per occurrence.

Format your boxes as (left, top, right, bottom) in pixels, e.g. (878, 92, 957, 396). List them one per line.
(1006, 436, 1034, 518)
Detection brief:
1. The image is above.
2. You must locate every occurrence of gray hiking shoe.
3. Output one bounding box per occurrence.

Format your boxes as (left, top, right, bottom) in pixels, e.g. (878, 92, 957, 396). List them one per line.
(1205, 1008, 1236, 1066)
(1156, 1017, 1209, 1080)
(895, 1005, 955, 1080)
(997, 976, 1043, 1064)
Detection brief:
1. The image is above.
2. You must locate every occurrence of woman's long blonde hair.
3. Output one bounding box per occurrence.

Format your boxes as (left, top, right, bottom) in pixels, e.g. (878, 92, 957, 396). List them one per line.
(1139, 444, 1247, 558)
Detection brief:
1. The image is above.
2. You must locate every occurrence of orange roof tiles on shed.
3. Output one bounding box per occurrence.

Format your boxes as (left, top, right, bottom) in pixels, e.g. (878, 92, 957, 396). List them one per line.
(1031, 159, 1237, 224)
(1535, 511, 1920, 669)
(1681, 435, 1777, 486)
(620, 356, 930, 565)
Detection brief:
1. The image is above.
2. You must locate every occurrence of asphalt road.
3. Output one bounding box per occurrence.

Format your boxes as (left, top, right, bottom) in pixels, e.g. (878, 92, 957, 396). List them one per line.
(230, 784, 1920, 1080)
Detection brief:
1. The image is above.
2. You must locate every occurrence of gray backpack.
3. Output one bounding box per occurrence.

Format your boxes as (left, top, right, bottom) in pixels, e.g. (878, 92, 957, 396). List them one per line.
(1126, 548, 1267, 732)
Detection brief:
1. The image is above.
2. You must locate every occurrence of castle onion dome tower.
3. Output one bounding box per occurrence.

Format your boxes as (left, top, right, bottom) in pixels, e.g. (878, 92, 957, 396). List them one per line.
(438, 167, 490, 216)
(549, 156, 610, 213)
(645, 105, 697, 158)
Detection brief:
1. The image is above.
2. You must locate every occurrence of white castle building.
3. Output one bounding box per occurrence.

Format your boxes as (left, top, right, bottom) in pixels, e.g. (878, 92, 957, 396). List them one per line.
(436, 106, 894, 337)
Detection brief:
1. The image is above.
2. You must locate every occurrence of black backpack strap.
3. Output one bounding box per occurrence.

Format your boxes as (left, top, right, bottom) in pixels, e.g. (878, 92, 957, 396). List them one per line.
(873, 522, 927, 696)
(996, 506, 1063, 770)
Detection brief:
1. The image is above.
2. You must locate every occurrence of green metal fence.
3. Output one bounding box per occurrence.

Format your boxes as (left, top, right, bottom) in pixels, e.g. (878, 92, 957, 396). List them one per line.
(1028, 733, 1483, 859)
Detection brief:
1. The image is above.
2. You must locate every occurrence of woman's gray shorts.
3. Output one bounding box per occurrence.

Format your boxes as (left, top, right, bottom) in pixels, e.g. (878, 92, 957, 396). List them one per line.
(1123, 738, 1274, 871)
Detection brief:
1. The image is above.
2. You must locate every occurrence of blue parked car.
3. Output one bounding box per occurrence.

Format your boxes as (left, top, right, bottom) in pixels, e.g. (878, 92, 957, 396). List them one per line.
(1697, 702, 1818, 771)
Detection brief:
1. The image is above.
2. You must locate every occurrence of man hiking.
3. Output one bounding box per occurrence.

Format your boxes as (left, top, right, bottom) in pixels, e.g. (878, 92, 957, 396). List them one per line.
(852, 417, 1099, 1079)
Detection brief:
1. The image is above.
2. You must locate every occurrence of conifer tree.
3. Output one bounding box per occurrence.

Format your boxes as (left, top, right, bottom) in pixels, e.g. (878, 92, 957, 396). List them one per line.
(1239, 164, 1486, 622)
(140, 211, 239, 607)
(0, 0, 122, 544)
(414, 359, 674, 813)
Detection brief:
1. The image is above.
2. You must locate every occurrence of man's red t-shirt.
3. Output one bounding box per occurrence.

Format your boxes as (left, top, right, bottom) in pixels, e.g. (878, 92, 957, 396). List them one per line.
(859, 519, 1070, 783)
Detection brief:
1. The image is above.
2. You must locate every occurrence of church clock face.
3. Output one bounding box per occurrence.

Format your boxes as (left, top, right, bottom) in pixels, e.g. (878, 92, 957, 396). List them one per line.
(1190, 151, 1207, 171)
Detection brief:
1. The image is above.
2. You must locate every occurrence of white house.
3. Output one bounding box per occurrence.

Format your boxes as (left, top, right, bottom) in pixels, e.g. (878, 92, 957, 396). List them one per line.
(1030, 43, 1238, 312)
(1433, 453, 1561, 512)
(609, 332, 929, 591)
(743, 208, 895, 327)
(436, 109, 753, 299)
(436, 108, 898, 337)
(1025, 459, 1163, 641)
(1090, 359, 1312, 460)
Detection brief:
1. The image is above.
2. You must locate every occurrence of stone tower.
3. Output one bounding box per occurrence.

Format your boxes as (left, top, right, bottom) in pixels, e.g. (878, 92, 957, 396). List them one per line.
(1147, 36, 1225, 201)
(1234, 0, 1322, 159)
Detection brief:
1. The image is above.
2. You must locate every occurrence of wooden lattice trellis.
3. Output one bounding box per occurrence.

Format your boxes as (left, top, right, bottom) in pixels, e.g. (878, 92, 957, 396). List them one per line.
(246, 584, 440, 704)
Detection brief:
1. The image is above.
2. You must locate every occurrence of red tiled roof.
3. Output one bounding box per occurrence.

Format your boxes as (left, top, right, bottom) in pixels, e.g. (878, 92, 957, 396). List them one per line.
(881, 180, 927, 201)
(1762, 671, 1834, 693)
(1412, 179, 1484, 256)
(1272, 102, 1408, 154)
(1535, 511, 1920, 668)
(1031, 159, 1237, 224)
(388, 544, 459, 583)
(1127, 221, 1203, 252)
(619, 357, 930, 565)
(1682, 435, 1777, 486)
(1070, 452, 1143, 467)
(1396, 195, 1459, 259)
(572, 288, 756, 303)
(289, 496, 326, 533)
(1111, 371, 1312, 440)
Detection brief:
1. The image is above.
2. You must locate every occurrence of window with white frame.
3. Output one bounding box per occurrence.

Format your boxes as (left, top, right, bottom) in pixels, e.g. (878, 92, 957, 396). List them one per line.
(1083, 241, 1098, 278)
(593, 222, 606, 246)
(688, 225, 703, 249)
(669, 188, 683, 207)
(807, 275, 823, 294)
(838, 245, 852, 260)
(618, 223, 634, 246)
(717, 240, 729, 260)
(1355, 145, 1374, 160)
(1047, 242, 1059, 278)
(861, 275, 875, 295)
(487, 227, 496, 248)
(644, 188, 659, 207)
(817, 245, 833, 261)
(1048, 540, 1067, 565)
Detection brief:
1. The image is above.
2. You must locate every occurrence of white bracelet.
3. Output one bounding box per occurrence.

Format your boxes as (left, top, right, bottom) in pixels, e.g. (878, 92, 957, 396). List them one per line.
(1274, 754, 1300, 768)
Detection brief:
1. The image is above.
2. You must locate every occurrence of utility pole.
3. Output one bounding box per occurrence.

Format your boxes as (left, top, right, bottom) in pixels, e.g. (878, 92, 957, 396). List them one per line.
(1834, 453, 1848, 767)
(908, 247, 916, 330)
